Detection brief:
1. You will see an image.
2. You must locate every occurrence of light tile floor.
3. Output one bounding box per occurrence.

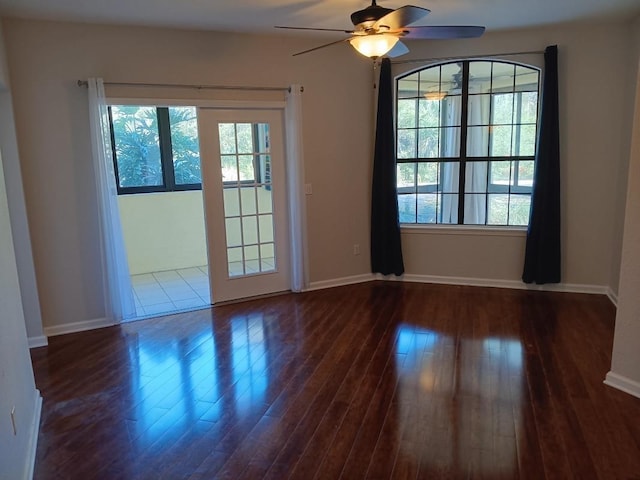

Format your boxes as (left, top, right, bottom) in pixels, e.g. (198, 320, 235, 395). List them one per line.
(130, 266, 211, 320)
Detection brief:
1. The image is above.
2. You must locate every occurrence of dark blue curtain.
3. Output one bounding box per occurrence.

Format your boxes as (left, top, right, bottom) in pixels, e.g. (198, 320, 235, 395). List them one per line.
(523, 45, 561, 284)
(371, 58, 404, 276)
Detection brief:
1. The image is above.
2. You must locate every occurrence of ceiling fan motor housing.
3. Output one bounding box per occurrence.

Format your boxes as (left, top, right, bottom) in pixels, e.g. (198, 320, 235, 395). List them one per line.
(350, 3, 394, 27)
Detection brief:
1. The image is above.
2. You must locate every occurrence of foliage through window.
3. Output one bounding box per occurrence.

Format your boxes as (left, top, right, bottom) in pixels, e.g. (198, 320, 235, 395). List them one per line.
(109, 105, 201, 194)
(396, 60, 540, 226)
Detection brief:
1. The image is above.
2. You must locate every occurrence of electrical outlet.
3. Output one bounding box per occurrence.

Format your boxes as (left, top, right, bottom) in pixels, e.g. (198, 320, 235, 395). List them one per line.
(353, 244, 360, 255)
(10, 406, 16, 436)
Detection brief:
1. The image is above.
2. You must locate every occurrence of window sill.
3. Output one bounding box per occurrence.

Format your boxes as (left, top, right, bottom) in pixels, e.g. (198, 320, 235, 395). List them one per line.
(400, 224, 528, 238)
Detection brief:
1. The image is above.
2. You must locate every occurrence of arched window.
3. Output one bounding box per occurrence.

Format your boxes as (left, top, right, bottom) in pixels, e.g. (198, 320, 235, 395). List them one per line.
(396, 60, 540, 226)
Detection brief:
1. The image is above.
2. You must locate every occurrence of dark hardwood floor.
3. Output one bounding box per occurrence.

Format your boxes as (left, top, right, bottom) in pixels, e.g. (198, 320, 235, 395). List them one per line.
(31, 282, 640, 479)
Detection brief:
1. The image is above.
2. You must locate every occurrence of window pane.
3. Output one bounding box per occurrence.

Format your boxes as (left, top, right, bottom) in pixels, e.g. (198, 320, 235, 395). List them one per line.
(169, 107, 201, 185)
(221, 155, 238, 182)
(398, 194, 417, 223)
(244, 246, 260, 270)
(487, 194, 509, 225)
(238, 155, 255, 181)
(490, 161, 512, 189)
(257, 154, 270, 185)
(254, 123, 270, 153)
(492, 94, 514, 125)
(111, 105, 162, 188)
(417, 162, 438, 190)
(227, 247, 243, 263)
(260, 244, 275, 272)
(464, 194, 487, 224)
(398, 72, 419, 98)
(509, 195, 531, 225)
(418, 129, 439, 158)
(223, 188, 240, 217)
(518, 160, 534, 188)
(398, 99, 417, 128)
(257, 186, 273, 214)
(519, 91, 539, 124)
(515, 66, 539, 92)
(218, 124, 236, 154)
(236, 123, 253, 153)
(419, 66, 441, 98)
(467, 126, 489, 156)
(465, 162, 488, 193)
(440, 62, 463, 95)
(417, 194, 437, 223)
(438, 194, 458, 223)
(225, 217, 242, 247)
(440, 127, 460, 157)
(491, 126, 513, 157)
(240, 187, 257, 215)
(242, 216, 258, 245)
(397, 129, 417, 159)
(418, 99, 440, 128)
(258, 215, 274, 243)
(514, 124, 536, 156)
(441, 95, 461, 127)
(491, 63, 515, 92)
(468, 62, 492, 94)
(440, 162, 459, 193)
(397, 163, 416, 189)
(468, 94, 490, 126)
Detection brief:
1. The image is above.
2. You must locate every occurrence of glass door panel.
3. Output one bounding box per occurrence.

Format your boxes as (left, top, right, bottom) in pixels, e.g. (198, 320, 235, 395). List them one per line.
(198, 108, 289, 303)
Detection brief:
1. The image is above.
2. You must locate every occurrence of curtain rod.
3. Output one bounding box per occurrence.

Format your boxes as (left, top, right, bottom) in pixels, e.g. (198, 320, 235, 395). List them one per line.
(390, 49, 545, 65)
(76, 80, 296, 93)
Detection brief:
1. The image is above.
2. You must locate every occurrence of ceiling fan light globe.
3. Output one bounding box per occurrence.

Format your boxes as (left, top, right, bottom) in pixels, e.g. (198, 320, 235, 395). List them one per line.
(349, 34, 399, 58)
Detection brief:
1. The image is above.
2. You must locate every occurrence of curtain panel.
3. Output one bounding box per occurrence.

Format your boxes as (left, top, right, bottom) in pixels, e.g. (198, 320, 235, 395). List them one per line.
(522, 45, 561, 284)
(371, 58, 405, 276)
(87, 78, 137, 322)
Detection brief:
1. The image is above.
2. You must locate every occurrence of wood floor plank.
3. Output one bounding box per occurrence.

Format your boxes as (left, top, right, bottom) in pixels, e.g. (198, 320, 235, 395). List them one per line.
(30, 282, 640, 479)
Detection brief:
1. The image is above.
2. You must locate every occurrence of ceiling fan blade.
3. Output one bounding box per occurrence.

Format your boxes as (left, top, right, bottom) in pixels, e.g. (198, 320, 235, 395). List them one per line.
(373, 5, 430, 30)
(275, 26, 354, 34)
(386, 40, 409, 58)
(292, 37, 349, 57)
(402, 25, 486, 39)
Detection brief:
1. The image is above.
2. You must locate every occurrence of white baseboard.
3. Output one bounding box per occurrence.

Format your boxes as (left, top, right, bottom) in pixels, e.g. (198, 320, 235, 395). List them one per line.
(27, 336, 48, 349)
(24, 390, 42, 480)
(606, 288, 619, 307)
(43, 317, 114, 338)
(306, 273, 376, 291)
(306, 271, 609, 297)
(374, 272, 609, 296)
(604, 371, 640, 399)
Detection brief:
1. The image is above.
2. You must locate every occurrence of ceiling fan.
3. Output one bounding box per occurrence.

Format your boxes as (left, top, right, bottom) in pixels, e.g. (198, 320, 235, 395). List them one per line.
(275, 0, 485, 59)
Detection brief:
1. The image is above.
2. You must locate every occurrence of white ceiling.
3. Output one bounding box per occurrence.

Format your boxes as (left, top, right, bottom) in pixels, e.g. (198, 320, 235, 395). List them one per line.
(0, 0, 638, 35)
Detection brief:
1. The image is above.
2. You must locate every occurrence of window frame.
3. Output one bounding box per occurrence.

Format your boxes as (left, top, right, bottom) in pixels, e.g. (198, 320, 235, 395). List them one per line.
(395, 59, 541, 227)
(108, 105, 202, 195)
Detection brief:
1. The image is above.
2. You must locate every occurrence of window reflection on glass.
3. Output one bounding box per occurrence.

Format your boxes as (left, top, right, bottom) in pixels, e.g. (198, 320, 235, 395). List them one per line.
(218, 123, 276, 277)
(393, 323, 522, 474)
(231, 315, 267, 414)
(131, 331, 219, 442)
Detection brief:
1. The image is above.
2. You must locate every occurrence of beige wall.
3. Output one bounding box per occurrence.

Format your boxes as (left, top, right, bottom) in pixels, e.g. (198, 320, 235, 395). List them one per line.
(609, 19, 640, 395)
(2, 16, 638, 329)
(2, 18, 373, 329)
(0, 147, 39, 479)
(119, 191, 208, 275)
(0, 21, 44, 342)
(393, 23, 635, 289)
